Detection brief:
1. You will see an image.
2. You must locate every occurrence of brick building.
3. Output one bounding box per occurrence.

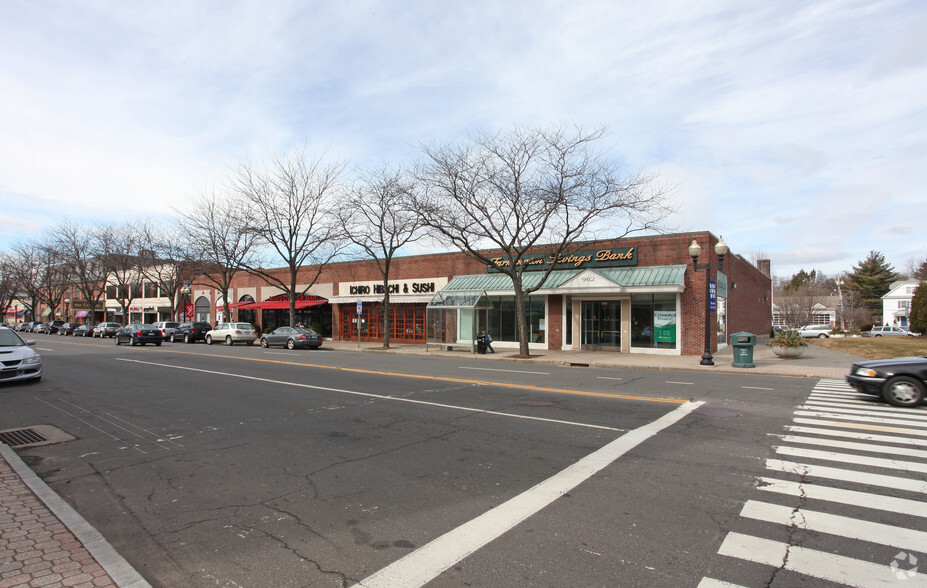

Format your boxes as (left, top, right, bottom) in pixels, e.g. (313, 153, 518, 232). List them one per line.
(192, 231, 772, 356)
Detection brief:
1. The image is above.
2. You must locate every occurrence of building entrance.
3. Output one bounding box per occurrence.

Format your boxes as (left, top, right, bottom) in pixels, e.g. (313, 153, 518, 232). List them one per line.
(581, 300, 621, 351)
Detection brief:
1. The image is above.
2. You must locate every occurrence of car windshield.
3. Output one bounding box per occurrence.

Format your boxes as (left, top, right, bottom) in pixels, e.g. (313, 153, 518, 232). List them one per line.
(234, 324, 254, 330)
(140, 324, 156, 329)
(0, 329, 26, 347)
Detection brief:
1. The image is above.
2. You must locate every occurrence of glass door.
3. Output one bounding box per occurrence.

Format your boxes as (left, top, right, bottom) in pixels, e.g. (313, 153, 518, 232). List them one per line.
(581, 300, 621, 351)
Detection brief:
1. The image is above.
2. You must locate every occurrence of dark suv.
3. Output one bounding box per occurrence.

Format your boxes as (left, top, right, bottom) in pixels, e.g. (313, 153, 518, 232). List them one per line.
(171, 322, 212, 343)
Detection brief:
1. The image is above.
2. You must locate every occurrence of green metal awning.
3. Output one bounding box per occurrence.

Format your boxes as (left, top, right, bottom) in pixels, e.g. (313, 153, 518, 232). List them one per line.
(439, 265, 687, 293)
(427, 290, 493, 309)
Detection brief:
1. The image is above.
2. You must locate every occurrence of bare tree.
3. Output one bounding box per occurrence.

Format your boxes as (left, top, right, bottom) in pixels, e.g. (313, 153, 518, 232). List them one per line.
(414, 125, 672, 356)
(338, 166, 424, 348)
(52, 218, 107, 324)
(138, 222, 197, 322)
(175, 188, 258, 324)
(98, 222, 147, 325)
(4, 244, 41, 322)
(0, 253, 17, 319)
(232, 150, 347, 327)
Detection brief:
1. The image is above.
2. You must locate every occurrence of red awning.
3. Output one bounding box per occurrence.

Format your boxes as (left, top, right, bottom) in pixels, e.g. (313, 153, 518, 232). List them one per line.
(237, 300, 328, 310)
(75, 311, 90, 318)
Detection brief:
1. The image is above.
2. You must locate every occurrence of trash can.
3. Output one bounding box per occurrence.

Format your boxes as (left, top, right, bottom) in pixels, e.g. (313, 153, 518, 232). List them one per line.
(477, 335, 487, 354)
(730, 332, 756, 368)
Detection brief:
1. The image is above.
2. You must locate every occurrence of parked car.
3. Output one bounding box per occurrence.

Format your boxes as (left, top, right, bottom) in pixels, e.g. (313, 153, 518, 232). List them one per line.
(73, 324, 95, 337)
(260, 326, 323, 350)
(0, 327, 42, 383)
(114, 324, 163, 346)
(94, 322, 122, 338)
(205, 323, 257, 346)
(797, 324, 832, 338)
(47, 320, 65, 334)
(870, 325, 920, 337)
(32, 323, 51, 334)
(846, 355, 927, 407)
(153, 321, 181, 341)
(170, 322, 212, 343)
(57, 322, 78, 336)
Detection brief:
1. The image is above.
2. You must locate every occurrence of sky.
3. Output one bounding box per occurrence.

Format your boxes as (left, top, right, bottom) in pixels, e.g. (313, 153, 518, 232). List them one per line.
(1, 0, 925, 280)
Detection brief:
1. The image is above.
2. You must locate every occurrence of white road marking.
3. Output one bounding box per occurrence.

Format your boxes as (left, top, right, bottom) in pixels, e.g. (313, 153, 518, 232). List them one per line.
(785, 425, 927, 448)
(794, 410, 927, 427)
(798, 403, 927, 422)
(741, 500, 927, 552)
(717, 532, 909, 588)
(792, 417, 927, 437)
(596, 376, 624, 381)
(697, 579, 748, 588)
(665, 381, 694, 385)
(775, 434, 927, 458)
(459, 366, 550, 375)
(776, 445, 927, 473)
(767, 459, 927, 493)
(742, 386, 774, 390)
(116, 358, 624, 431)
(352, 401, 703, 588)
(757, 477, 927, 518)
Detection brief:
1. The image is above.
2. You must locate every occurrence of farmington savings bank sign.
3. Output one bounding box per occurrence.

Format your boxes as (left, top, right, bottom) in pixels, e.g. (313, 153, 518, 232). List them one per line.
(489, 247, 637, 272)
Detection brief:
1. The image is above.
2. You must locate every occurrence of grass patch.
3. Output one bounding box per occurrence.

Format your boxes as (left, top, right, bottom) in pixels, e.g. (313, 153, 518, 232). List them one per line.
(811, 336, 927, 360)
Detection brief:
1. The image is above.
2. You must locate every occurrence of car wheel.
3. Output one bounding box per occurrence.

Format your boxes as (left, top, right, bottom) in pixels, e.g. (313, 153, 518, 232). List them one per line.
(206, 335, 213, 345)
(260, 338, 269, 348)
(882, 376, 925, 408)
(155, 341, 161, 346)
(818, 333, 827, 338)
(131, 336, 138, 346)
(225, 335, 233, 346)
(115, 337, 121, 346)
(185, 334, 192, 344)
(286, 339, 296, 350)
(874, 334, 882, 337)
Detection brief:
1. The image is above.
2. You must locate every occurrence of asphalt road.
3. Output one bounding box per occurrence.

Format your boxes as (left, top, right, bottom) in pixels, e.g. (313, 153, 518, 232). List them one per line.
(1, 335, 889, 587)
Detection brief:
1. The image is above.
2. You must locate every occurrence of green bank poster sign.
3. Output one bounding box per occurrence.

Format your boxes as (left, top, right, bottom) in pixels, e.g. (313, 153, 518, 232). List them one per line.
(654, 311, 676, 343)
(488, 247, 637, 272)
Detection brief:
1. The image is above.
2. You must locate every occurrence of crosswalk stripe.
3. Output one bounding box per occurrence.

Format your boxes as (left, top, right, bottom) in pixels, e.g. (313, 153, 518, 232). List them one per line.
(741, 500, 927, 552)
(800, 402, 927, 421)
(696, 578, 748, 588)
(795, 410, 927, 427)
(776, 445, 927, 474)
(785, 425, 927, 447)
(717, 532, 922, 588)
(793, 417, 927, 436)
(776, 434, 927, 458)
(767, 459, 927, 493)
(757, 476, 927, 517)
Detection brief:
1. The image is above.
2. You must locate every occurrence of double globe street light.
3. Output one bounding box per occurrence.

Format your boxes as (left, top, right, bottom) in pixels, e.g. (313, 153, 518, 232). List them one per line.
(688, 236, 728, 366)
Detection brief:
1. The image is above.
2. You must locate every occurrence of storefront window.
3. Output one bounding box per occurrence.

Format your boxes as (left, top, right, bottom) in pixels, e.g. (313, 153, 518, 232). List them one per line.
(485, 296, 545, 343)
(631, 294, 677, 350)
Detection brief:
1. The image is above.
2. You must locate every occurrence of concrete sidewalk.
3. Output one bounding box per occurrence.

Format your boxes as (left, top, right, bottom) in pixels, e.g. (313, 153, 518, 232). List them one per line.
(1, 338, 856, 588)
(325, 337, 862, 381)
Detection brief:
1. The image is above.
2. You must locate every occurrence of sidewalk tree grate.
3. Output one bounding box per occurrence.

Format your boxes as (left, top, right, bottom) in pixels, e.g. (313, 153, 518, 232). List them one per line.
(0, 428, 47, 447)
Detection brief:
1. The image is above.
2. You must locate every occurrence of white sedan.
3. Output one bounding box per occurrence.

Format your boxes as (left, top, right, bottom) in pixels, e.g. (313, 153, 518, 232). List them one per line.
(205, 323, 258, 346)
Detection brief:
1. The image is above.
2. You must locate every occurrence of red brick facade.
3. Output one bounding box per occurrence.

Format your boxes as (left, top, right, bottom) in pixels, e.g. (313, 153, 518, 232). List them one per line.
(204, 231, 772, 355)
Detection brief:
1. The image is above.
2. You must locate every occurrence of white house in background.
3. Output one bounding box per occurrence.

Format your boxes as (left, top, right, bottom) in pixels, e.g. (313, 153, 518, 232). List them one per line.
(772, 295, 840, 328)
(881, 280, 924, 328)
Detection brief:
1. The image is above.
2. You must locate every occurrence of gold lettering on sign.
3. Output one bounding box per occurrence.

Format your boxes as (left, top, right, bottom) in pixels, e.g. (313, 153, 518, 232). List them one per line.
(595, 247, 635, 261)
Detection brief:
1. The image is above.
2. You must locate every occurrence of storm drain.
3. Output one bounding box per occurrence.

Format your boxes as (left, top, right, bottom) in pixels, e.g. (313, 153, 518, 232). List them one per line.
(0, 425, 74, 448)
(0, 428, 47, 447)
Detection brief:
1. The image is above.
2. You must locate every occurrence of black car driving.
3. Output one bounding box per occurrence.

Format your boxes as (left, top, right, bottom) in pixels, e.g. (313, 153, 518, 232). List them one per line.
(845, 355, 927, 407)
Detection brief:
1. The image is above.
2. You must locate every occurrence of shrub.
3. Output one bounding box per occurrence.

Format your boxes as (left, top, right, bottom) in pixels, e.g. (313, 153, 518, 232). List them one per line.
(767, 329, 808, 348)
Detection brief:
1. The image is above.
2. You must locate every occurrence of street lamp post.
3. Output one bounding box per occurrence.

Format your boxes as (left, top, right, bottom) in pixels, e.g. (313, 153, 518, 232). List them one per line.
(64, 298, 70, 322)
(688, 236, 728, 366)
(836, 278, 846, 331)
(180, 283, 191, 322)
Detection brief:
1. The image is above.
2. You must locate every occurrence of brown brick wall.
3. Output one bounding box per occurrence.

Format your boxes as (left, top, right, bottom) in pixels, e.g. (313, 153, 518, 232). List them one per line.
(206, 232, 771, 355)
